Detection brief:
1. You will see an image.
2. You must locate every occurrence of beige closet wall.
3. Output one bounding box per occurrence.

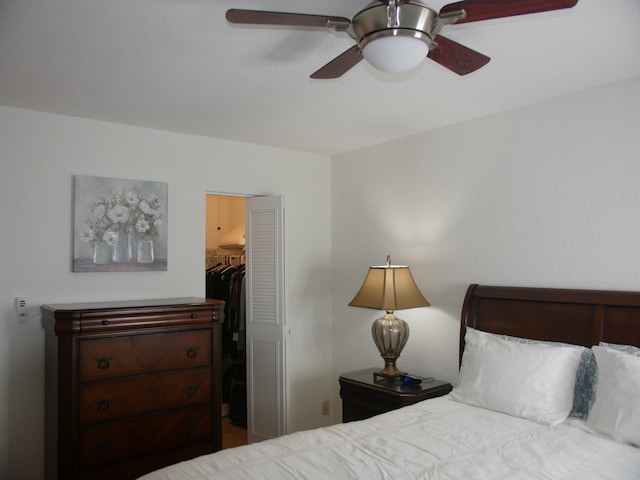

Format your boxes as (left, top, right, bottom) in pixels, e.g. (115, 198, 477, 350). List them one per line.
(205, 195, 246, 251)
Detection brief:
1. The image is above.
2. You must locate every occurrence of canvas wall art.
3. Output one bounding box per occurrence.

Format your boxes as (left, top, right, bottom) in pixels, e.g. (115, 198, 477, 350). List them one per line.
(73, 175, 168, 272)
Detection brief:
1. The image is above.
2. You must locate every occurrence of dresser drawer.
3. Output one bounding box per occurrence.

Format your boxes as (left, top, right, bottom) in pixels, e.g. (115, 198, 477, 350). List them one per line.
(78, 443, 213, 480)
(340, 386, 398, 420)
(79, 367, 212, 424)
(79, 330, 211, 381)
(78, 306, 217, 334)
(79, 405, 212, 469)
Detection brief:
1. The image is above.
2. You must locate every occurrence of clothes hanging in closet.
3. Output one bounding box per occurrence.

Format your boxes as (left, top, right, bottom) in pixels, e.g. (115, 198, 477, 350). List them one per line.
(206, 263, 246, 355)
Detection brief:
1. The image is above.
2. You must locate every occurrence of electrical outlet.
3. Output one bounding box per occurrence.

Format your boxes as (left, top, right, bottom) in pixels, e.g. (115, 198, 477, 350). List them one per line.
(321, 400, 330, 416)
(15, 297, 27, 322)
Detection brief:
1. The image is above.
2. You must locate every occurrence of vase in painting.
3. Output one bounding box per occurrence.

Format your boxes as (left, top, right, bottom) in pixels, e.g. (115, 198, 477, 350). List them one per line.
(112, 227, 133, 263)
(137, 238, 154, 264)
(92, 243, 111, 264)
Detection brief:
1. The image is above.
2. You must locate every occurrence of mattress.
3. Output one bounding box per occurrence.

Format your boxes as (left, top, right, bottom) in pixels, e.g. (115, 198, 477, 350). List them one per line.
(138, 396, 640, 479)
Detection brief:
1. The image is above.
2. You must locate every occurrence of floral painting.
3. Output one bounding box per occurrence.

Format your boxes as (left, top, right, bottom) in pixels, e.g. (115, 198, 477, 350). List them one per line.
(73, 175, 168, 272)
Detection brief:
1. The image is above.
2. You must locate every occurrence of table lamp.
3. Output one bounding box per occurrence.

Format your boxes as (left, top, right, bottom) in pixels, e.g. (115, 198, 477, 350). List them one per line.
(349, 255, 430, 377)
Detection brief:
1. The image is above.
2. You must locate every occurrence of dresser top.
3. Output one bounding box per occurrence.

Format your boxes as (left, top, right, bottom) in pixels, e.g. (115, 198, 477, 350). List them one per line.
(41, 298, 225, 335)
(41, 297, 221, 312)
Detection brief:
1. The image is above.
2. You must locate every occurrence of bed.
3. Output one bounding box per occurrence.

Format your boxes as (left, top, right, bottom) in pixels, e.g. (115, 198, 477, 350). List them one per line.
(139, 284, 640, 479)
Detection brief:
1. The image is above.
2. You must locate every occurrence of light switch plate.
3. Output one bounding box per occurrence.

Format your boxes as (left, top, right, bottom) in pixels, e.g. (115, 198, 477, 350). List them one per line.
(15, 297, 27, 322)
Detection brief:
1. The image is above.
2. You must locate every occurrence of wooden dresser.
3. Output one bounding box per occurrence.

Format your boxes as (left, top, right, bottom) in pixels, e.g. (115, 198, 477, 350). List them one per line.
(41, 298, 224, 480)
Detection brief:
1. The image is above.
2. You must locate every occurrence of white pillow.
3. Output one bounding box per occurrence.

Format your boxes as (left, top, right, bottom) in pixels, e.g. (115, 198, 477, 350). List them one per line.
(587, 346, 640, 447)
(450, 328, 582, 425)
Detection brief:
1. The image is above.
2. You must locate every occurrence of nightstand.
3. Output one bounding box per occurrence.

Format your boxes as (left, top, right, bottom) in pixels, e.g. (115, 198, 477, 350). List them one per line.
(339, 368, 453, 422)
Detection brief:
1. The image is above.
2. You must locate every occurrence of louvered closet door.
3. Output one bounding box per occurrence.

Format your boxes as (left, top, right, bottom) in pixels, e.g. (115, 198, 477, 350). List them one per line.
(245, 195, 286, 443)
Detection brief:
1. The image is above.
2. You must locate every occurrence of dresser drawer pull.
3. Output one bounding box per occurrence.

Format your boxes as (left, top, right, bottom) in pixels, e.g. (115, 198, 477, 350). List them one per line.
(97, 440, 112, 457)
(96, 399, 112, 413)
(186, 384, 200, 397)
(186, 422, 200, 436)
(101, 319, 110, 326)
(191, 313, 198, 319)
(95, 357, 113, 370)
(185, 346, 200, 359)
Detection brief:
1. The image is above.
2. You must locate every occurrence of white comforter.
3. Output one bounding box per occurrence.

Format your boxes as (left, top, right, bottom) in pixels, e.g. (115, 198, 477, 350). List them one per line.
(139, 396, 640, 480)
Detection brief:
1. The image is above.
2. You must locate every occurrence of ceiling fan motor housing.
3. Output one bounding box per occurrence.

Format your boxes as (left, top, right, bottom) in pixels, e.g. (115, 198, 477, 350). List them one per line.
(352, 1, 438, 50)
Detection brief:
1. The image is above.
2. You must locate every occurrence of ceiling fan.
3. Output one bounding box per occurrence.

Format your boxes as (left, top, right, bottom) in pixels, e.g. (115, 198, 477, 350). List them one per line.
(226, 0, 578, 79)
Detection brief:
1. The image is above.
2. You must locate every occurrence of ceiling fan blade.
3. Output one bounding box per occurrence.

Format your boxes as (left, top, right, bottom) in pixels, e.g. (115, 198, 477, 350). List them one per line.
(427, 35, 490, 75)
(226, 9, 350, 28)
(310, 45, 364, 79)
(440, 0, 578, 24)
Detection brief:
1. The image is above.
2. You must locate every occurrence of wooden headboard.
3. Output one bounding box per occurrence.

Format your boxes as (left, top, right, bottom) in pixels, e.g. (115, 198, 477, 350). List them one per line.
(460, 284, 640, 363)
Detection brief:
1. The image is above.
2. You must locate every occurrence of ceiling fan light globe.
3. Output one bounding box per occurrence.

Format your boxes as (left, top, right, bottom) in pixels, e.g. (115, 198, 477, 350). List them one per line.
(362, 35, 429, 73)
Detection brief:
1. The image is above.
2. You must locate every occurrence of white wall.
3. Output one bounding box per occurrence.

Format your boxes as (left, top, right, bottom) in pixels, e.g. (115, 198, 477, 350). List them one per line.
(0, 106, 333, 480)
(331, 76, 640, 410)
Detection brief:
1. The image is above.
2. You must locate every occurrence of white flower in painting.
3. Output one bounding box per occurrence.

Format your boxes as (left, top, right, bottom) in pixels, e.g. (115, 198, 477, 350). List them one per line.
(92, 204, 106, 219)
(125, 192, 139, 205)
(79, 224, 96, 243)
(82, 189, 163, 253)
(103, 230, 118, 246)
(136, 218, 151, 235)
(108, 205, 130, 225)
(139, 200, 153, 215)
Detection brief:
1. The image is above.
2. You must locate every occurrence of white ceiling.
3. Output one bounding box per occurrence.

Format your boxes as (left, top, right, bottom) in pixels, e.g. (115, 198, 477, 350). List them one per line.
(1, 0, 639, 156)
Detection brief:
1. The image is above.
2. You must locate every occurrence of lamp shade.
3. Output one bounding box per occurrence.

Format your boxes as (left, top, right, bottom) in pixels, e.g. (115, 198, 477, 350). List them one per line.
(349, 258, 430, 311)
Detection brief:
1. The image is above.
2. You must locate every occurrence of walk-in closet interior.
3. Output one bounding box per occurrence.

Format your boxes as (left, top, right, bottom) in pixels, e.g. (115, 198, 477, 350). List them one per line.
(205, 194, 247, 448)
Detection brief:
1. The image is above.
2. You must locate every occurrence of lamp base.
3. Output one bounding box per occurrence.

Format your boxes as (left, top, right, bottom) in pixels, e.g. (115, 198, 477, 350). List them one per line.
(375, 362, 406, 378)
(371, 312, 409, 378)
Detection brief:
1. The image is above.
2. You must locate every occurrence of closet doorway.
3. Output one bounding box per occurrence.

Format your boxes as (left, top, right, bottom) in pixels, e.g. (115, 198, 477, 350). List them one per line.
(205, 194, 286, 448)
(206, 194, 248, 448)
